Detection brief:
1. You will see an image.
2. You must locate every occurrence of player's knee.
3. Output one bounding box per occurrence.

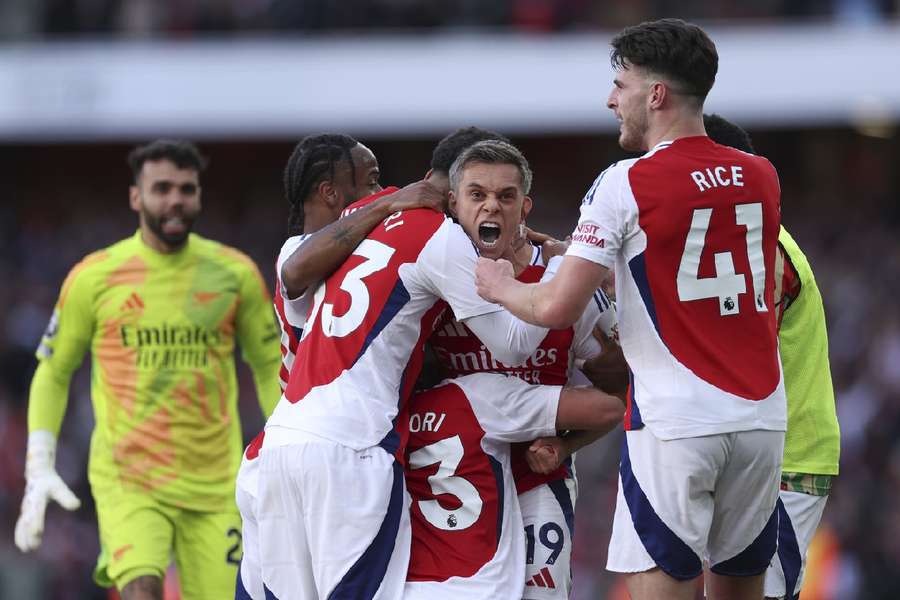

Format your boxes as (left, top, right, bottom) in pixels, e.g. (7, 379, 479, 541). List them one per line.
(120, 574, 163, 600)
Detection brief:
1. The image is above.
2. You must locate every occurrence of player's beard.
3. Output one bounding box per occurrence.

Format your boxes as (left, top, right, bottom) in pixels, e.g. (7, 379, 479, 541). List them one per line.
(143, 207, 197, 249)
(619, 106, 650, 152)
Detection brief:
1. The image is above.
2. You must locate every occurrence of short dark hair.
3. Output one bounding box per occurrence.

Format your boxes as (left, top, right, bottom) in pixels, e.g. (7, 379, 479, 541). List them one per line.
(703, 113, 756, 154)
(127, 139, 207, 183)
(449, 140, 533, 194)
(283, 133, 359, 235)
(431, 126, 511, 174)
(611, 18, 718, 103)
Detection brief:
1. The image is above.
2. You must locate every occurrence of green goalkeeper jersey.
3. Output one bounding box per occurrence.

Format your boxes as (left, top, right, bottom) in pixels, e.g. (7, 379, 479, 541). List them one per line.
(775, 227, 841, 476)
(30, 231, 281, 512)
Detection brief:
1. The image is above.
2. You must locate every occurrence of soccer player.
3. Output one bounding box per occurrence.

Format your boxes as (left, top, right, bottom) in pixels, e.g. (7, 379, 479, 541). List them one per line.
(427, 139, 620, 598)
(475, 19, 787, 600)
(403, 373, 623, 599)
(702, 113, 841, 600)
(246, 138, 549, 600)
(14, 140, 282, 600)
(237, 133, 445, 599)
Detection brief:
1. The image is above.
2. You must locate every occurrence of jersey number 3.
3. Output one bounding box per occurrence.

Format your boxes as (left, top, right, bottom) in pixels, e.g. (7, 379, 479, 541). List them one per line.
(308, 239, 395, 338)
(676, 203, 767, 316)
(409, 435, 483, 531)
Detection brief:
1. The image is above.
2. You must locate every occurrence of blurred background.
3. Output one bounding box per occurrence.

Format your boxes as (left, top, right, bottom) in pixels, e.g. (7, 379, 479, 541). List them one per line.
(1, 1, 899, 598)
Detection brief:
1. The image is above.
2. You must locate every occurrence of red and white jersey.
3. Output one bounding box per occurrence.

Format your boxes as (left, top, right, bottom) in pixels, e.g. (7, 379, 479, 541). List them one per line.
(272, 187, 401, 392)
(264, 203, 506, 453)
(429, 245, 615, 494)
(403, 373, 560, 599)
(566, 136, 786, 440)
(273, 235, 312, 391)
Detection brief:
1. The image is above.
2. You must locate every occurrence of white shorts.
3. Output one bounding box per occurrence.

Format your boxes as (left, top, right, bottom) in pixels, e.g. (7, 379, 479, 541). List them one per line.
(607, 427, 783, 581)
(764, 490, 828, 599)
(254, 433, 411, 600)
(520, 479, 577, 599)
(235, 455, 264, 599)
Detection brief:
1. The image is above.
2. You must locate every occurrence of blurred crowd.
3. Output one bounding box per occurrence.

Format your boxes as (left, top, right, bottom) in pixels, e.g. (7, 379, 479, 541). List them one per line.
(1, 0, 898, 39)
(0, 126, 898, 598)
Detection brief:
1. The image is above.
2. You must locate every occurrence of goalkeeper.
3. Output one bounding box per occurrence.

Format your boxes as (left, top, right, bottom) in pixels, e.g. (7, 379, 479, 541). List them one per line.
(14, 140, 282, 600)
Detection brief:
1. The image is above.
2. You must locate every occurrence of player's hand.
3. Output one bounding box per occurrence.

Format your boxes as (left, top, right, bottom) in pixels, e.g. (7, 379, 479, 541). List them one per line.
(524, 226, 555, 246)
(475, 257, 514, 303)
(526, 437, 568, 474)
(15, 431, 81, 553)
(580, 324, 628, 397)
(385, 180, 446, 214)
(541, 237, 570, 265)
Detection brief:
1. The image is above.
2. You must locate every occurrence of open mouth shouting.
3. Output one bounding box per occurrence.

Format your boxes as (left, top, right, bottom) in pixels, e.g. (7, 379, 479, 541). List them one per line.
(478, 222, 502, 250)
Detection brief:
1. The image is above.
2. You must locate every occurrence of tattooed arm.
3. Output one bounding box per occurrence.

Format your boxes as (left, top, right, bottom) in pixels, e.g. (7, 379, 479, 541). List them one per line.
(281, 180, 444, 298)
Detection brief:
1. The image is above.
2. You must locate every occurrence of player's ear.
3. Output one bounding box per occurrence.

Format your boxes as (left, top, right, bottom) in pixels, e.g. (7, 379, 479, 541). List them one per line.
(318, 179, 340, 209)
(447, 190, 458, 218)
(521, 195, 533, 220)
(648, 81, 666, 110)
(129, 185, 141, 212)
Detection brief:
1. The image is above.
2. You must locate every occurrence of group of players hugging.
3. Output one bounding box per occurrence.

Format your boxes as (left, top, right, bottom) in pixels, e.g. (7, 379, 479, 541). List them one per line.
(14, 17, 839, 600)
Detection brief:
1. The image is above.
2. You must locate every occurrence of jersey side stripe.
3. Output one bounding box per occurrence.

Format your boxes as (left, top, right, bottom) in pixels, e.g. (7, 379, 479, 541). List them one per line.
(489, 455, 505, 544)
(627, 252, 661, 335)
(353, 280, 411, 363)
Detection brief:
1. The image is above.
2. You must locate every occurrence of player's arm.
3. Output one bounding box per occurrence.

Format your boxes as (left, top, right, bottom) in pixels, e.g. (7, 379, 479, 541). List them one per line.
(774, 232, 802, 329)
(236, 262, 283, 417)
(477, 165, 626, 330)
(476, 254, 609, 329)
(16, 264, 95, 552)
(281, 180, 445, 298)
(527, 388, 625, 475)
(554, 385, 624, 433)
(421, 222, 549, 366)
(461, 310, 550, 367)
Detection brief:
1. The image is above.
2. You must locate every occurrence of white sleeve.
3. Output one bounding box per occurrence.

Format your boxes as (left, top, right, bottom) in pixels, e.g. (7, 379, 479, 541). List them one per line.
(463, 312, 549, 367)
(565, 161, 634, 268)
(276, 235, 313, 326)
(571, 289, 618, 362)
(418, 220, 503, 321)
(418, 221, 549, 366)
(452, 374, 559, 444)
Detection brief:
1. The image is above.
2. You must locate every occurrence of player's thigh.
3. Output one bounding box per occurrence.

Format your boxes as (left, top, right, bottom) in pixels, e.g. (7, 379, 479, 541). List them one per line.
(607, 428, 725, 582)
(236, 460, 265, 600)
(764, 490, 828, 599)
(255, 444, 317, 600)
(520, 480, 575, 599)
(708, 430, 783, 576)
(93, 490, 173, 592)
(172, 506, 242, 600)
(300, 441, 411, 600)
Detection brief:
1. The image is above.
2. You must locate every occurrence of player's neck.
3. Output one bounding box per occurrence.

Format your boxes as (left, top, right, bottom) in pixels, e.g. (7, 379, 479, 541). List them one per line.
(503, 242, 532, 277)
(139, 225, 185, 254)
(645, 111, 706, 149)
(303, 203, 338, 235)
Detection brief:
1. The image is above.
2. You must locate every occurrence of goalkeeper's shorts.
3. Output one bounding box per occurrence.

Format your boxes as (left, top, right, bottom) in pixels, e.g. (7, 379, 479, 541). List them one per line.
(93, 485, 241, 599)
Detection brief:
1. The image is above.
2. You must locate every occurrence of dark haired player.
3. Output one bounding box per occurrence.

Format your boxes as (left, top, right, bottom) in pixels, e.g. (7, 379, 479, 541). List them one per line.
(235, 128, 513, 599)
(15, 140, 282, 600)
(476, 19, 787, 600)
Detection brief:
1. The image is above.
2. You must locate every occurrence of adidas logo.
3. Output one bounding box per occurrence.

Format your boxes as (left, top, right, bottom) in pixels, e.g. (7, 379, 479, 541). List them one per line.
(525, 567, 556, 589)
(433, 319, 469, 338)
(120, 292, 144, 312)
